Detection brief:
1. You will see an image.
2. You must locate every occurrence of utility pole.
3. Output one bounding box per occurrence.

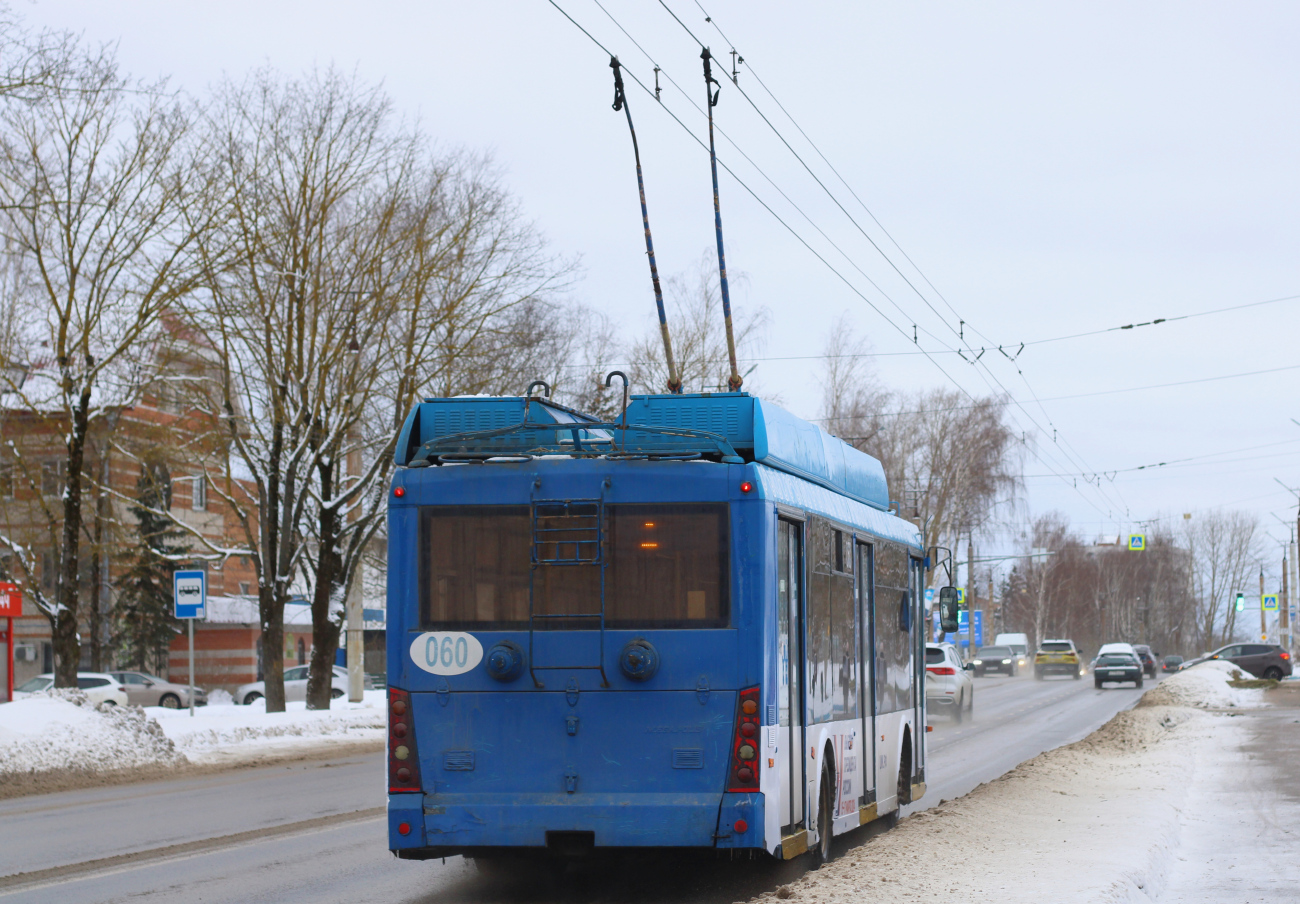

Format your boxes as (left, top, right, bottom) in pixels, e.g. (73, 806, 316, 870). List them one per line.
(346, 563, 364, 703)
(1260, 567, 1267, 642)
(968, 537, 979, 656)
(1281, 551, 1289, 655)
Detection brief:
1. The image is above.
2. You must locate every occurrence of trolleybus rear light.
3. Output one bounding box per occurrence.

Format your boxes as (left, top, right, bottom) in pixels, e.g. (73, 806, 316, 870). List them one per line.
(393, 487, 405, 497)
(734, 819, 748, 833)
(388, 687, 422, 794)
(398, 822, 411, 836)
(740, 481, 753, 494)
(728, 686, 762, 792)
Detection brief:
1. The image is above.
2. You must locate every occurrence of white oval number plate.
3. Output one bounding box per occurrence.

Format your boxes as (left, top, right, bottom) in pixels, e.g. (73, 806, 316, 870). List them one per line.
(410, 632, 484, 676)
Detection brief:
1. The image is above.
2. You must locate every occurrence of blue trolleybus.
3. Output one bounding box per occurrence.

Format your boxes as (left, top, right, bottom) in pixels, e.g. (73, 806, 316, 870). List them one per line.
(385, 390, 931, 866)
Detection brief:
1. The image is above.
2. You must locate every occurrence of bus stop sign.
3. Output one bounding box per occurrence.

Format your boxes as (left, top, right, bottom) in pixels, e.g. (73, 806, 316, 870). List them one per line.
(173, 571, 206, 619)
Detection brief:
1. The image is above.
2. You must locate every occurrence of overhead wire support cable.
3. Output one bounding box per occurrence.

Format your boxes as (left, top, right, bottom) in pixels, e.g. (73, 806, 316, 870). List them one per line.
(610, 55, 682, 393)
(700, 46, 742, 392)
(554, 1, 1114, 519)
(662, 2, 1120, 516)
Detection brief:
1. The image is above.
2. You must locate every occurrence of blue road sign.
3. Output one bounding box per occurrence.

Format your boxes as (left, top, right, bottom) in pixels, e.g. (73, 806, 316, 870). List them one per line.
(173, 570, 206, 619)
(1128, 534, 1146, 551)
(1262, 594, 1278, 612)
(973, 610, 983, 646)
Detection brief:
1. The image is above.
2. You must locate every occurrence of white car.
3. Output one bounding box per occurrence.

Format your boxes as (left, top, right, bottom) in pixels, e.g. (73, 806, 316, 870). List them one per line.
(925, 642, 974, 722)
(236, 665, 368, 705)
(12, 672, 129, 707)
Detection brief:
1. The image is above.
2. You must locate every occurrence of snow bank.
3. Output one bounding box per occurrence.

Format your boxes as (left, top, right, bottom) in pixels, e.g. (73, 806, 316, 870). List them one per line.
(1140, 659, 1265, 709)
(0, 691, 183, 782)
(748, 665, 1270, 904)
(149, 690, 386, 764)
(0, 689, 386, 792)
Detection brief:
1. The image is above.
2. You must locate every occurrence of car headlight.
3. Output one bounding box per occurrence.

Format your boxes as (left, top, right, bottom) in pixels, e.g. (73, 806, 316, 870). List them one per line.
(972, 659, 983, 665)
(1002, 659, 1011, 664)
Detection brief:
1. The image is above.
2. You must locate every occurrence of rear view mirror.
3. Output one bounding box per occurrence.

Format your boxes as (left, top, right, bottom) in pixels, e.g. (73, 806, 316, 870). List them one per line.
(938, 586, 960, 633)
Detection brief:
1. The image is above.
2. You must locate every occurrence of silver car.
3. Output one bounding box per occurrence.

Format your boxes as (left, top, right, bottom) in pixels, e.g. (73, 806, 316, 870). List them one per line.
(235, 665, 370, 705)
(108, 671, 207, 708)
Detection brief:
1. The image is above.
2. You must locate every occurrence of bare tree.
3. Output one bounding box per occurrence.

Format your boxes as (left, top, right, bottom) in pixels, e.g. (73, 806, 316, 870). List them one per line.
(0, 43, 200, 686)
(1182, 509, 1262, 652)
(184, 68, 573, 710)
(819, 321, 1021, 565)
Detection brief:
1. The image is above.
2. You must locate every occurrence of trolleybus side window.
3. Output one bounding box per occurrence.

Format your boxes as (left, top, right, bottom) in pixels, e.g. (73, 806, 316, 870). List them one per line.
(807, 516, 857, 723)
(419, 503, 729, 629)
(874, 542, 912, 713)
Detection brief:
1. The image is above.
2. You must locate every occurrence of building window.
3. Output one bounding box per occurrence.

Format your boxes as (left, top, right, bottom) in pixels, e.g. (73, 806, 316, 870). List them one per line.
(41, 550, 55, 592)
(0, 462, 14, 499)
(41, 461, 66, 497)
(297, 637, 306, 665)
(192, 476, 207, 511)
(239, 582, 250, 596)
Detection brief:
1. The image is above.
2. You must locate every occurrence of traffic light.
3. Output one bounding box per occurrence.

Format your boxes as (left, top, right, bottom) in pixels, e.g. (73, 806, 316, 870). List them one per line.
(1235, 592, 1245, 612)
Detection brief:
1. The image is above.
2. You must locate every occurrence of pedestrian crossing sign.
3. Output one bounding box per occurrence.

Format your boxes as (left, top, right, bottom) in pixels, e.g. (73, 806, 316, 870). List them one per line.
(1127, 534, 1146, 551)
(1262, 594, 1278, 611)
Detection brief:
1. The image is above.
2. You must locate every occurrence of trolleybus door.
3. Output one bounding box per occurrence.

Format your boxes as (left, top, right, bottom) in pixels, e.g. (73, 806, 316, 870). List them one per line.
(910, 556, 925, 782)
(777, 518, 806, 832)
(856, 540, 876, 808)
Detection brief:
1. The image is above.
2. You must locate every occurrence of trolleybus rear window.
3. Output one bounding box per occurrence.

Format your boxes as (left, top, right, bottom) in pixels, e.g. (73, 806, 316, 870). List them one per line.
(420, 503, 729, 629)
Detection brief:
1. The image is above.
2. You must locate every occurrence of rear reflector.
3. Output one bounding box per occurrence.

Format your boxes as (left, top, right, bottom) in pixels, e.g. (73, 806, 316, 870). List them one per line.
(388, 688, 422, 793)
(728, 686, 761, 792)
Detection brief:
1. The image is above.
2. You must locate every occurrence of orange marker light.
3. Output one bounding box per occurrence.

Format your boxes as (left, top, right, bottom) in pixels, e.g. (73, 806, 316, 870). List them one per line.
(640, 542, 659, 549)
(644, 522, 656, 528)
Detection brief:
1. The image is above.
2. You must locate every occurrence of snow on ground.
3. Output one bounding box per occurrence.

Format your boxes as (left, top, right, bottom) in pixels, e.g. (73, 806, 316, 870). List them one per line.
(150, 690, 386, 765)
(1142, 658, 1267, 709)
(750, 659, 1283, 904)
(0, 689, 385, 789)
(0, 691, 183, 781)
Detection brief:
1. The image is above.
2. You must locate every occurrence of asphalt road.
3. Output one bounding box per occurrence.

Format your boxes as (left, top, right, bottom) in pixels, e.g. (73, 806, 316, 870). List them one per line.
(0, 672, 1155, 903)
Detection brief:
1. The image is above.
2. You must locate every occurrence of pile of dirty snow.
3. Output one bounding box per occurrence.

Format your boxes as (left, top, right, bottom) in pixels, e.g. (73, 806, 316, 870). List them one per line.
(1139, 659, 1265, 709)
(150, 690, 387, 764)
(746, 656, 1272, 903)
(0, 691, 184, 785)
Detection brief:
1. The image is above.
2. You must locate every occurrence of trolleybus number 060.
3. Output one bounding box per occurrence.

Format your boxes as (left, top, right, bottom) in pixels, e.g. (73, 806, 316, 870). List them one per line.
(409, 632, 484, 676)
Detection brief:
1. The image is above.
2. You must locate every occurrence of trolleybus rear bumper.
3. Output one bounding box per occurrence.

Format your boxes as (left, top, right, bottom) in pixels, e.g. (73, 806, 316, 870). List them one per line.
(389, 791, 765, 854)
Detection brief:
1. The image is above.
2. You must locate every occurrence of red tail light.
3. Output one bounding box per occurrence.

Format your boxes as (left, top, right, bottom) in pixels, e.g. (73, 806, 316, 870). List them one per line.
(728, 686, 761, 792)
(388, 687, 422, 793)
(1282, 652, 1291, 661)
(927, 666, 956, 676)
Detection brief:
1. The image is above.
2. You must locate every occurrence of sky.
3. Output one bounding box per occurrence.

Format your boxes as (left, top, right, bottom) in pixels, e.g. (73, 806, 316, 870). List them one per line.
(18, 0, 1300, 568)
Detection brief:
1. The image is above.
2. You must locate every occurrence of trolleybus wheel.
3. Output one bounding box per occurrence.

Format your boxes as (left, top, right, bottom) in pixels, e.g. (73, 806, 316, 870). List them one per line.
(809, 761, 834, 869)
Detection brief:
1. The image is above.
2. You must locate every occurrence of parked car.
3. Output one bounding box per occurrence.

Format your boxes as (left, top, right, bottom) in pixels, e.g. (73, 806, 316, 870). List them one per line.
(971, 645, 1018, 677)
(1131, 644, 1159, 679)
(1093, 651, 1144, 688)
(925, 642, 974, 722)
(108, 671, 207, 708)
(1161, 655, 1184, 673)
(1034, 639, 1083, 679)
(12, 672, 129, 706)
(1184, 643, 1293, 680)
(236, 665, 373, 705)
(994, 633, 1031, 669)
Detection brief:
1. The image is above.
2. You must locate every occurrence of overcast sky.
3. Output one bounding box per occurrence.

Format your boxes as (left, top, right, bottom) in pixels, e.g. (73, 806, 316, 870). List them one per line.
(22, 0, 1300, 566)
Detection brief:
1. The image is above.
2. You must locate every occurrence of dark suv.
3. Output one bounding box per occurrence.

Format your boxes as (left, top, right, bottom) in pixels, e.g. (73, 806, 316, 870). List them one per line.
(1132, 644, 1158, 678)
(1202, 643, 1293, 680)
